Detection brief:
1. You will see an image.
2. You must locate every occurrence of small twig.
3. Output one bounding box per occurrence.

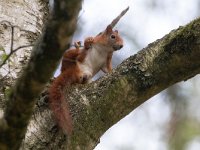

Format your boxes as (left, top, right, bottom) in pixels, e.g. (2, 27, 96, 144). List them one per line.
(70, 44, 84, 48)
(77, 9, 85, 21)
(0, 20, 20, 29)
(0, 45, 34, 68)
(110, 6, 129, 28)
(10, 26, 14, 52)
(0, 20, 12, 27)
(0, 20, 34, 68)
(7, 26, 15, 73)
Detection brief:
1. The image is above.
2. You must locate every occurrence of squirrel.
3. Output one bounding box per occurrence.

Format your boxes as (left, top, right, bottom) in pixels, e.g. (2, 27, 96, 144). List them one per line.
(48, 7, 129, 135)
(48, 25, 123, 135)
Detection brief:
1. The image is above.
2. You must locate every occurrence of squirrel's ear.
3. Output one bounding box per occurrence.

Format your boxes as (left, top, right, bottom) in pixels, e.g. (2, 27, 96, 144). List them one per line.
(105, 25, 113, 34)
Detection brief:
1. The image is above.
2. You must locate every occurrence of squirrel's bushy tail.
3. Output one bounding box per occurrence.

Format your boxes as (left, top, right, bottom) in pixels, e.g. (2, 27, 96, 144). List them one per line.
(48, 72, 74, 135)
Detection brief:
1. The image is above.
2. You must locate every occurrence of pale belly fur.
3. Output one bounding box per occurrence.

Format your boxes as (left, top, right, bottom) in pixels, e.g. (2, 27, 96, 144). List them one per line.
(78, 44, 111, 78)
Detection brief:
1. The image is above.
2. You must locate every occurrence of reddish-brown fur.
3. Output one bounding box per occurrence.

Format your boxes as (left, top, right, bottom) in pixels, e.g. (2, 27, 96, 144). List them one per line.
(49, 39, 93, 134)
(49, 67, 81, 134)
(49, 25, 123, 135)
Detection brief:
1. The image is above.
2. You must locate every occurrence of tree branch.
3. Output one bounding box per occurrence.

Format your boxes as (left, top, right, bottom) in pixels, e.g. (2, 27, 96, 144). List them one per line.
(0, 0, 82, 149)
(67, 18, 200, 149)
(22, 17, 200, 149)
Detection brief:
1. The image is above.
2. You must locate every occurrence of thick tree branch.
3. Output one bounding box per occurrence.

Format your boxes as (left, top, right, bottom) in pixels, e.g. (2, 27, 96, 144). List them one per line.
(23, 17, 200, 150)
(66, 18, 200, 149)
(0, 0, 82, 149)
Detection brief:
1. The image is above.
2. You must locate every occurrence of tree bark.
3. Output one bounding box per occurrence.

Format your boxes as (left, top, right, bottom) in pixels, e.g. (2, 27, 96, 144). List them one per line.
(0, 0, 200, 150)
(22, 18, 200, 150)
(0, 0, 82, 150)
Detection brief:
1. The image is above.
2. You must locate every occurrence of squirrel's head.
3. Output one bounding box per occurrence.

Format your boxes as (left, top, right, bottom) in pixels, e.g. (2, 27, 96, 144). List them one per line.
(100, 25, 123, 51)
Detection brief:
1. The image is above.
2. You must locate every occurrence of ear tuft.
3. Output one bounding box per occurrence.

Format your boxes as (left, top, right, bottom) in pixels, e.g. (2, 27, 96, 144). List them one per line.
(106, 25, 113, 34)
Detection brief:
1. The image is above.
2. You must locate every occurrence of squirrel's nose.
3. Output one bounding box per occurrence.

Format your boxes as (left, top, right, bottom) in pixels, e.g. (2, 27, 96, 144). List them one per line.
(113, 44, 123, 50)
(119, 45, 123, 49)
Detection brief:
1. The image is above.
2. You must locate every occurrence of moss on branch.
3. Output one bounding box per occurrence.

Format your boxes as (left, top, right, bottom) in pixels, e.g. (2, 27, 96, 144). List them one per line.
(66, 17, 200, 149)
(18, 13, 200, 150)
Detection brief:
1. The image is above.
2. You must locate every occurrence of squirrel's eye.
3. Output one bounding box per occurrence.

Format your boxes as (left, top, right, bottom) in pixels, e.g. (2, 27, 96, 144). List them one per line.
(110, 34, 116, 39)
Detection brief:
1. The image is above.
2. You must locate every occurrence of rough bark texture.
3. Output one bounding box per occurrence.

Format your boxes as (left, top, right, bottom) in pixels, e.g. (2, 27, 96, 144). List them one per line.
(0, 0, 45, 78)
(21, 17, 200, 150)
(66, 18, 200, 149)
(0, 0, 82, 150)
(0, 0, 200, 149)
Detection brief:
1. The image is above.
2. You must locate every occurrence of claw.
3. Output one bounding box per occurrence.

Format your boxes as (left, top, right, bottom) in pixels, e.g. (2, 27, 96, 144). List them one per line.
(84, 37, 94, 49)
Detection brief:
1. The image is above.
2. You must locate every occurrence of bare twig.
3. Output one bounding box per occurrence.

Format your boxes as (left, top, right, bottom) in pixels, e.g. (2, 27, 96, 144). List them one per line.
(0, 20, 21, 29)
(110, 6, 129, 28)
(10, 26, 14, 51)
(0, 45, 34, 68)
(0, 20, 34, 68)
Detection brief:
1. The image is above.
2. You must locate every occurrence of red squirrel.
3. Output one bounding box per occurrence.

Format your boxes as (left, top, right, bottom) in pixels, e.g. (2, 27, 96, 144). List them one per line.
(48, 25, 123, 135)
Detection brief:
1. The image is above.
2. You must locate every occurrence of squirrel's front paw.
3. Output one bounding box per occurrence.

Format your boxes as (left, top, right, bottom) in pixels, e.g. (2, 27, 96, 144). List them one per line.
(84, 37, 94, 49)
(74, 41, 82, 49)
(79, 73, 92, 84)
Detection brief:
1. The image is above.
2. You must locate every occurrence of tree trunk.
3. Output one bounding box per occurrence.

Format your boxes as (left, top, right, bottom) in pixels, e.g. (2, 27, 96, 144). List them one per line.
(0, 0, 200, 149)
(0, 0, 82, 149)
